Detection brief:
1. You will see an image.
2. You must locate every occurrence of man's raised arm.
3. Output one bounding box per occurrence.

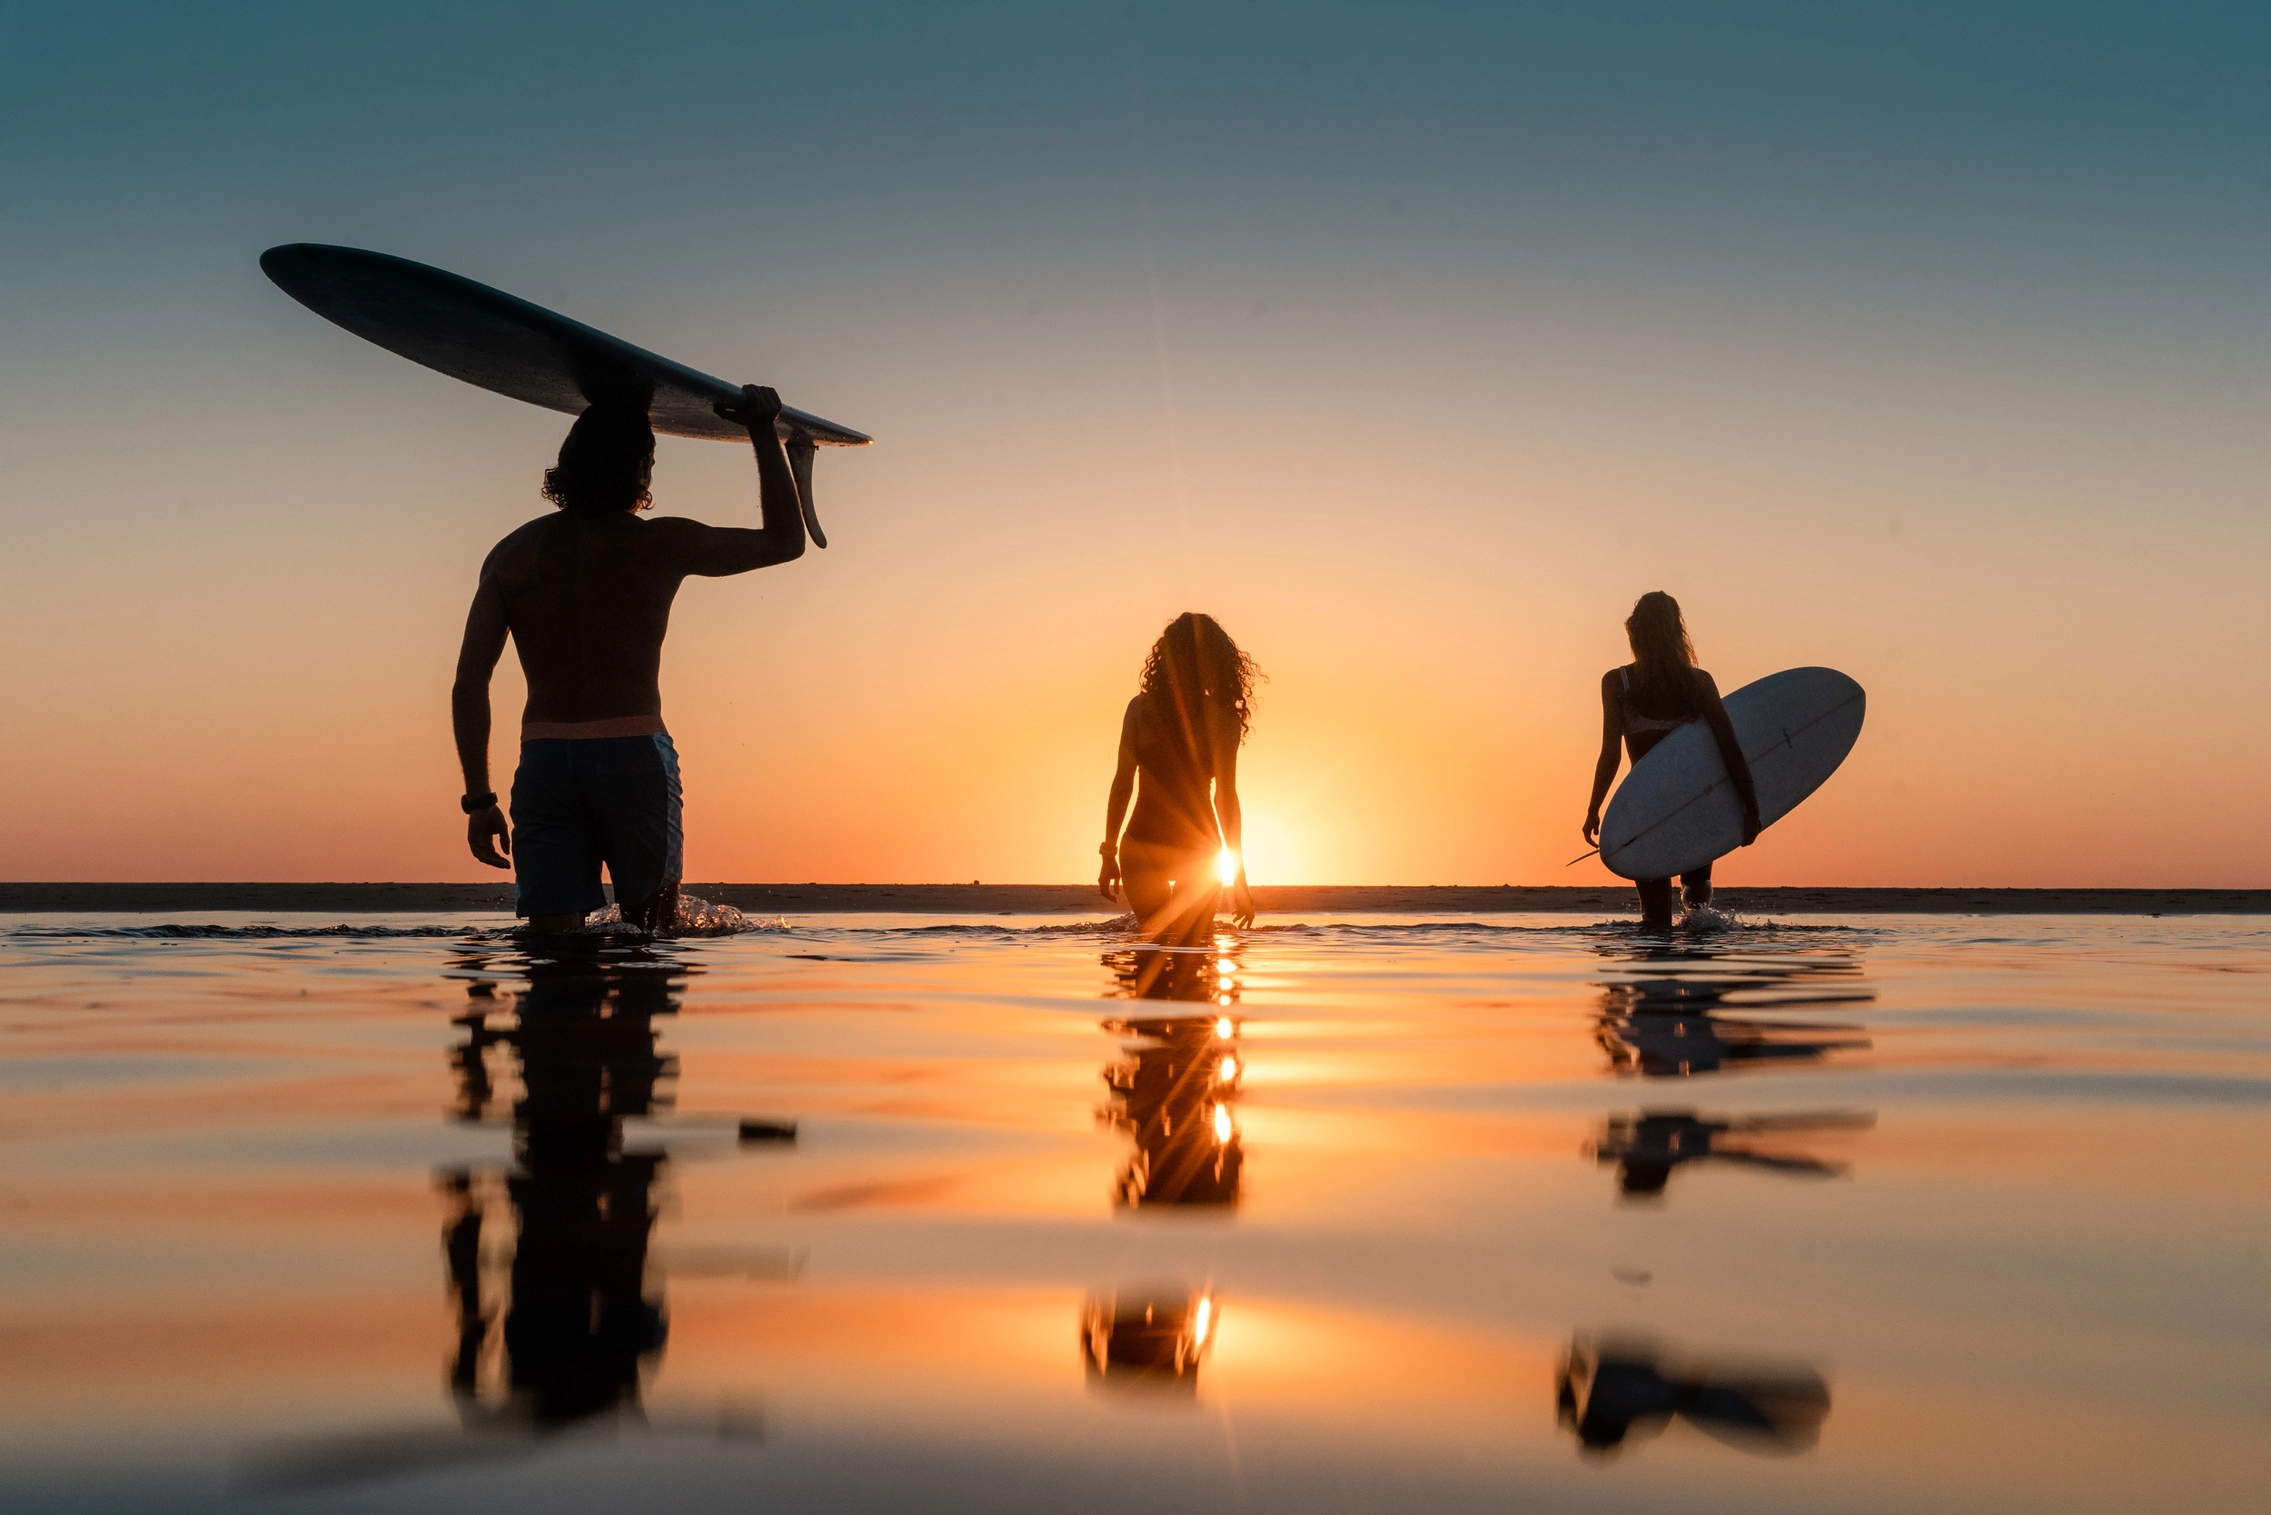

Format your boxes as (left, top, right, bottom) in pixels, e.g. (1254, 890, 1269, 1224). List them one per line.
(663, 384, 809, 577)
(451, 576, 512, 868)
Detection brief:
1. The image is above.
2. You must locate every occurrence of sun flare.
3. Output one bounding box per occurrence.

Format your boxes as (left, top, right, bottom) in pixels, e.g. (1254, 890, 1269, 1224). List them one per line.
(1216, 847, 1238, 885)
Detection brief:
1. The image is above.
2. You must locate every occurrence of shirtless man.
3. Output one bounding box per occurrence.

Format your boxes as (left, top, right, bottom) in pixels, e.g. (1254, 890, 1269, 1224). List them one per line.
(452, 385, 805, 932)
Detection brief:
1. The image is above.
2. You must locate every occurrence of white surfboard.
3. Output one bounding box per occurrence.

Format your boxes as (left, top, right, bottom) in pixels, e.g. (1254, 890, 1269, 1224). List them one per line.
(1599, 667, 1865, 880)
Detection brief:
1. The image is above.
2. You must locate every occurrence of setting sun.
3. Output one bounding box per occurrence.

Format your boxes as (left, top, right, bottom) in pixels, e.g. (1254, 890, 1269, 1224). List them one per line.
(1216, 848, 1238, 885)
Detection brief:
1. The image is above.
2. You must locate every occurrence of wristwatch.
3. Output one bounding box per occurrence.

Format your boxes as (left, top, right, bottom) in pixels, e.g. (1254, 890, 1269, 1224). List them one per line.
(461, 791, 498, 814)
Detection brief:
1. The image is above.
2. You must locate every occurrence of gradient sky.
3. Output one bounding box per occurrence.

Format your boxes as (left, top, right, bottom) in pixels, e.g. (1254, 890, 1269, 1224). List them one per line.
(3, 2, 2266, 886)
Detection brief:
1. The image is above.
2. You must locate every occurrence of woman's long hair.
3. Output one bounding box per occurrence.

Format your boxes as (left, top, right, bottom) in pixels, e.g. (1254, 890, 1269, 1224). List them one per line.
(1624, 591, 1700, 715)
(1139, 613, 1261, 759)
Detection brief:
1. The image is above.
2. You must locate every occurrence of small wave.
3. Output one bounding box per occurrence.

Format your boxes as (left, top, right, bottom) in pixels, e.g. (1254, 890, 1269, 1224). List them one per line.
(5, 894, 782, 942)
(5, 909, 1867, 947)
(5, 922, 484, 940)
(1246, 919, 1609, 936)
(822, 917, 1131, 940)
(773, 915, 1865, 944)
(1611, 913, 1867, 937)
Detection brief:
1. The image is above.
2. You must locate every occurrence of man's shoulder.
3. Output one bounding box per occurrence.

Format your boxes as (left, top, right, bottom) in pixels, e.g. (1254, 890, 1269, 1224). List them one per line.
(635, 512, 715, 542)
(635, 514, 737, 574)
(487, 514, 560, 552)
(479, 514, 545, 563)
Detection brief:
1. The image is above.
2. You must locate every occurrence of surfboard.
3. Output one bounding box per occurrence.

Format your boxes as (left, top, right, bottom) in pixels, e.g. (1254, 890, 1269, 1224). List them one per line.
(1599, 667, 1866, 881)
(259, 243, 870, 545)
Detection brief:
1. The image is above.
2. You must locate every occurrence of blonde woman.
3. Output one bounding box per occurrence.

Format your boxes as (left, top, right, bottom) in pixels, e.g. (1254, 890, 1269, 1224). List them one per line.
(1583, 592, 1760, 929)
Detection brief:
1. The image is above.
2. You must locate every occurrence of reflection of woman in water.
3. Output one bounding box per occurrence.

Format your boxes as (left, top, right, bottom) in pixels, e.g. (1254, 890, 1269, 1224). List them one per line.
(1583, 592, 1761, 930)
(1100, 613, 1260, 941)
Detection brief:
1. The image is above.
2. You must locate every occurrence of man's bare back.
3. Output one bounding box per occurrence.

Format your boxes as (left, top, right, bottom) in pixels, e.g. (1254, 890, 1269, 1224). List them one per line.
(464, 486, 803, 731)
(452, 386, 806, 929)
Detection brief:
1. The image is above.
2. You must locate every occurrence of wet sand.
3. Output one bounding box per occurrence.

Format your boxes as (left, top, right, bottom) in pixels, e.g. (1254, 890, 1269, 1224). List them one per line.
(1, 882, 2262, 914)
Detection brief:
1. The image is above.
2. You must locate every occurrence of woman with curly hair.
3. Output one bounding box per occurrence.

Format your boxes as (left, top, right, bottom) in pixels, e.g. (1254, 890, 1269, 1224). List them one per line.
(1099, 613, 1261, 941)
(1583, 591, 1761, 930)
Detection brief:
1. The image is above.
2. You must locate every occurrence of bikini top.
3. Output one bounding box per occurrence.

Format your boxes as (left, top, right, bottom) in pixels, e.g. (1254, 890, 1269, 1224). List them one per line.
(1619, 666, 1697, 736)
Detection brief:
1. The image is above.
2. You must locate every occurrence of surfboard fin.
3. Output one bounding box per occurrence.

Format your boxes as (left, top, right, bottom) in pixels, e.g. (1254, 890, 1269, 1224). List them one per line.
(785, 432, 827, 549)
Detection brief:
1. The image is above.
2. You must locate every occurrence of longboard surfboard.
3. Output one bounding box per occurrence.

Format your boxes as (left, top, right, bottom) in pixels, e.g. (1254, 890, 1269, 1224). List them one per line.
(1599, 666, 1866, 881)
(260, 243, 869, 545)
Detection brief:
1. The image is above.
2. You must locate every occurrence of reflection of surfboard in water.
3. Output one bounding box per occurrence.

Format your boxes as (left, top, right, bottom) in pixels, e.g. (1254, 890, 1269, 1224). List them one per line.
(259, 243, 870, 545)
(1601, 667, 1865, 881)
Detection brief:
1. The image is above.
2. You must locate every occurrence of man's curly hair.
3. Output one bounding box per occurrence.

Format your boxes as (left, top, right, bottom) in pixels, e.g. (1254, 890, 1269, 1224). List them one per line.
(542, 403, 655, 515)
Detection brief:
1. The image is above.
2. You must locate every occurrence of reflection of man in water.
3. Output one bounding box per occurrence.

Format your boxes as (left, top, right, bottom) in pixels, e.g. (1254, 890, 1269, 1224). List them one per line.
(442, 953, 679, 1425)
(451, 386, 807, 932)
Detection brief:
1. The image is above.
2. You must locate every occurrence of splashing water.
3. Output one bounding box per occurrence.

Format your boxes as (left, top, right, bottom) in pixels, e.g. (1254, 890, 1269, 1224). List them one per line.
(578, 894, 778, 937)
(1677, 904, 1747, 933)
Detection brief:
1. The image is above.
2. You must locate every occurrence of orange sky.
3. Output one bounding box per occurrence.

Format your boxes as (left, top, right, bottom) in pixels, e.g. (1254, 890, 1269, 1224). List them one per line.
(2, 8, 2266, 886)
(6, 332, 2264, 888)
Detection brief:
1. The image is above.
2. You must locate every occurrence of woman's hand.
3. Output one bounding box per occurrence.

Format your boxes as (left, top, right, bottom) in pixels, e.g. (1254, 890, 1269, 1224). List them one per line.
(1229, 874, 1256, 929)
(1098, 844, 1122, 902)
(1583, 810, 1601, 847)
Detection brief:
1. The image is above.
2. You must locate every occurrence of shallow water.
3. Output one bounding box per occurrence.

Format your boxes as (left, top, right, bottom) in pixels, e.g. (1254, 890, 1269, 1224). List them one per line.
(2, 910, 2265, 1513)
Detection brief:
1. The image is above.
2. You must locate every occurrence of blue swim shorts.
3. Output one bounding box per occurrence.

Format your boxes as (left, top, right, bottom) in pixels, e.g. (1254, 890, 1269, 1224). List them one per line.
(509, 732, 683, 919)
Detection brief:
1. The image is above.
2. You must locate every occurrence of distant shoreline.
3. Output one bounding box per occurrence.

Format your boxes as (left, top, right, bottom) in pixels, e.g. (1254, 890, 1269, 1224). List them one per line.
(1, 883, 2263, 915)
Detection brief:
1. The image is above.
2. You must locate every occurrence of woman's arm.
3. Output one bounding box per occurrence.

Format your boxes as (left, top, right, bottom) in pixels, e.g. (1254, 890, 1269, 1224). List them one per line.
(1099, 698, 1141, 901)
(1212, 708, 1256, 927)
(1696, 671, 1763, 844)
(1583, 670, 1623, 846)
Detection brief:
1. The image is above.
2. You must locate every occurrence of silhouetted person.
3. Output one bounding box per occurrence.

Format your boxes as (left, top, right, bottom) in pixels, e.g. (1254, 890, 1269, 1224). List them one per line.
(1582, 592, 1761, 930)
(1099, 613, 1260, 942)
(452, 386, 806, 933)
